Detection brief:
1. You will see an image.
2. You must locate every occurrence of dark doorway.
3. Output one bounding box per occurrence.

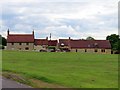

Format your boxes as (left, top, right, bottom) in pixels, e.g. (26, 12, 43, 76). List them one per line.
(76, 49, 77, 52)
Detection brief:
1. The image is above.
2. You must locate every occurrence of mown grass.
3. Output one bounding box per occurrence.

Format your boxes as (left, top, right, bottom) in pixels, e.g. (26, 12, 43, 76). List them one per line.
(2, 50, 118, 88)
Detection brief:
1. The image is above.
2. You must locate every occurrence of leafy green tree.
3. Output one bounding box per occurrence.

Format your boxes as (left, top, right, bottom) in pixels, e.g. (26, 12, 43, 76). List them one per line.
(0, 35, 7, 46)
(106, 34, 120, 51)
(86, 36, 95, 40)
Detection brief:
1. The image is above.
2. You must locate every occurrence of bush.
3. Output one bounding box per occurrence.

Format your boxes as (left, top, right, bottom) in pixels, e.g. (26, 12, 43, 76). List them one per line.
(0, 45, 5, 49)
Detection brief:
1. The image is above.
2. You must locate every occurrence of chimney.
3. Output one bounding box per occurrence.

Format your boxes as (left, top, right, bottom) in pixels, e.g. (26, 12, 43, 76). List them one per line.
(32, 30, 34, 35)
(50, 33, 51, 40)
(7, 29, 9, 35)
(69, 37, 71, 40)
(68, 37, 71, 49)
(46, 37, 48, 40)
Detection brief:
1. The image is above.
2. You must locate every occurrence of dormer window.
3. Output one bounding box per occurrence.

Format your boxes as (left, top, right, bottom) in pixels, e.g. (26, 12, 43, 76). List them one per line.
(61, 43, 64, 47)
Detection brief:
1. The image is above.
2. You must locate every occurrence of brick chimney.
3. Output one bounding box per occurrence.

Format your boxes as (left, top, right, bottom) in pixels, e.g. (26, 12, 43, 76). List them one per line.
(46, 37, 48, 40)
(7, 29, 9, 35)
(68, 37, 71, 49)
(32, 30, 34, 35)
(69, 37, 71, 40)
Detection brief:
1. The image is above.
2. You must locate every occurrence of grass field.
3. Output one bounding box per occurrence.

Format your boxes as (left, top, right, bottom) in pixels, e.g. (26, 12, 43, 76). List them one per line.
(2, 50, 118, 88)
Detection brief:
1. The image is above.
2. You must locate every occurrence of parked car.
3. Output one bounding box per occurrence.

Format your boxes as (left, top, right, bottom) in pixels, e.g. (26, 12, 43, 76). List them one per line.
(39, 49, 47, 52)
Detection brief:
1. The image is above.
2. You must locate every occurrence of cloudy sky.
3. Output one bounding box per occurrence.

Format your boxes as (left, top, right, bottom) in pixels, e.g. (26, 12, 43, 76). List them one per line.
(0, 0, 118, 40)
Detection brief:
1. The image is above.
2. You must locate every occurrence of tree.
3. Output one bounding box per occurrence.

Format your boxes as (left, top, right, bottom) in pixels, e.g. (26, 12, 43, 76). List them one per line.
(106, 34, 120, 51)
(0, 35, 7, 46)
(86, 36, 95, 40)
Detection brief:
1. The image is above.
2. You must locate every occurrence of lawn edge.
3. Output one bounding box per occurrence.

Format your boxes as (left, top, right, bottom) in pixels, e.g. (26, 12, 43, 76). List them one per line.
(2, 71, 67, 88)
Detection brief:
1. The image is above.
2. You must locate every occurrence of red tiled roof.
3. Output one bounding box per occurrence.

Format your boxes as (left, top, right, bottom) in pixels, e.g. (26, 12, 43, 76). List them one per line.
(70, 40, 111, 49)
(59, 39, 70, 46)
(7, 34, 34, 43)
(48, 40, 58, 46)
(34, 39, 48, 45)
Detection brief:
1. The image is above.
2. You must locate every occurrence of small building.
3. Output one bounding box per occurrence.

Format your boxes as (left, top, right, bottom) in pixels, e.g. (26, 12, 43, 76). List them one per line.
(59, 38, 111, 54)
(69, 40, 111, 54)
(48, 40, 58, 51)
(59, 38, 70, 52)
(7, 30, 34, 51)
(34, 38, 48, 51)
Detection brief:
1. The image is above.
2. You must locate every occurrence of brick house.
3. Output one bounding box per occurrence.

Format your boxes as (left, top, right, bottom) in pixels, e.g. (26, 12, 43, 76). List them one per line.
(7, 30, 34, 50)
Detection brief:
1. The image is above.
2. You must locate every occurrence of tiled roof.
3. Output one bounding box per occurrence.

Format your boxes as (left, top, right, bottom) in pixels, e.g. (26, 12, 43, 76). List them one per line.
(7, 34, 34, 43)
(48, 40, 58, 46)
(70, 40, 111, 49)
(34, 39, 48, 45)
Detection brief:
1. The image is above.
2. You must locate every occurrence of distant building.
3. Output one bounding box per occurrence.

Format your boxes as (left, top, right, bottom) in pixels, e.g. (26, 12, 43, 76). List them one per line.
(34, 38, 48, 51)
(58, 37, 111, 54)
(7, 30, 34, 50)
(6, 30, 111, 53)
(59, 38, 70, 52)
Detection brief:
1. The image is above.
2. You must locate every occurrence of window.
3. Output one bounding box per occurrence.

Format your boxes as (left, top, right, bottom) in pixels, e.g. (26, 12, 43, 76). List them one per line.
(61, 43, 64, 47)
(25, 47, 29, 50)
(94, 49, 98, 52)
(101, 49, 105, 52)
(26, 43, 29, 45)
(19, 43, 22, 45)
(12, 43, 14, 45)
(85, 49, 87, 52)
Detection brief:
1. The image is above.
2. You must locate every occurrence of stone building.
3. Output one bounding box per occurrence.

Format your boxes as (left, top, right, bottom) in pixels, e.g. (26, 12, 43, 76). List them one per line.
(6, 30, 34, 50)
(59, 37, 111, 54)
(34, 38, 48, 51)
(70, 40, 111, 54)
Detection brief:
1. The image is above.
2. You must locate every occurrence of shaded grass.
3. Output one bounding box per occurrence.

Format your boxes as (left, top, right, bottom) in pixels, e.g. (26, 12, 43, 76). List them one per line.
(2, 50, 118, 88)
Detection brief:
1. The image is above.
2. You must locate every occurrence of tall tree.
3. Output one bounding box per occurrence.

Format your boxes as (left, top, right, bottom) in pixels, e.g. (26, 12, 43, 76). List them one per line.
(0, 35, 7, 46)
(106, 34, 120, 51)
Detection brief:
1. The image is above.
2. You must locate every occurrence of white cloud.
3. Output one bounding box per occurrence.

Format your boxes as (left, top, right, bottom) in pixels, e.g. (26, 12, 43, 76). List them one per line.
(0, 0, 118, 40)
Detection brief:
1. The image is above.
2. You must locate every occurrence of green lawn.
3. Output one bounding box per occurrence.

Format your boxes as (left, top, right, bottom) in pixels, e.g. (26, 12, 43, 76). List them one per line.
(2, 50, 118, 88)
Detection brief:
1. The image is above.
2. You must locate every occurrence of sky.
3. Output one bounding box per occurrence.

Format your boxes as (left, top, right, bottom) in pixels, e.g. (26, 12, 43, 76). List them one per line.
(0, 0, 119, 40)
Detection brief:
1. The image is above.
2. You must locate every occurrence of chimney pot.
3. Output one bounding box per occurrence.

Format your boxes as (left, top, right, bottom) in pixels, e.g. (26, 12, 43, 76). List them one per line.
(7, 29, 9, 35)
(46, 37, 48, 40)
(69, 37, 71, 39)
(32, 30, 34, 35)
